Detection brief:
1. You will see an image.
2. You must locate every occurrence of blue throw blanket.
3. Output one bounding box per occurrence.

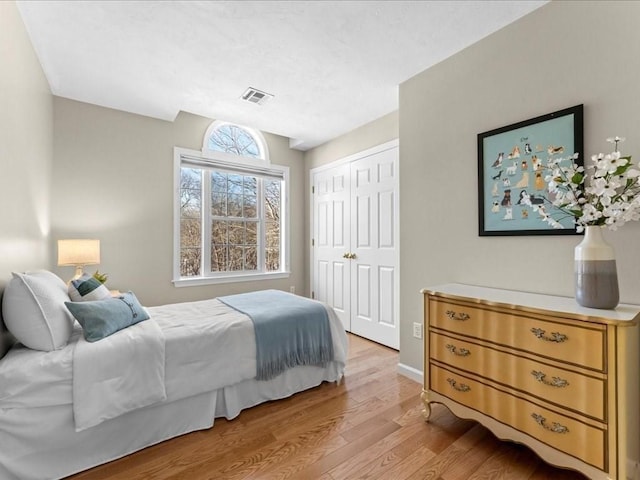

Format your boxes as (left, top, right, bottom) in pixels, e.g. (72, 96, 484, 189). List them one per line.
(218, 290, 334, 381)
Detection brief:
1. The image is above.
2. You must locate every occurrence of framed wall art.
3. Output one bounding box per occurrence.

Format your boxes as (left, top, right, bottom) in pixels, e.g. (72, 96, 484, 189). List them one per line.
(478, 104, 584, 236)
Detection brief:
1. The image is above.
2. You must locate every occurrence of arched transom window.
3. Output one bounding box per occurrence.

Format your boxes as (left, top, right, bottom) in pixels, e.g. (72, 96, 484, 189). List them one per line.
(202, 121, 269, 162)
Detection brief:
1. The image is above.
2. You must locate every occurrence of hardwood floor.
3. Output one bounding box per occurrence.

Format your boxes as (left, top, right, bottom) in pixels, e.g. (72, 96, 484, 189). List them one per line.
(68, 334, 587, 480)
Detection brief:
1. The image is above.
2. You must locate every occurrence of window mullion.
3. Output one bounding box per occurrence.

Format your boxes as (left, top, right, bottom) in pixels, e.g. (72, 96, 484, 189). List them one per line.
(257, 178, 265, 272)
(278, 179, 285, 273)
(202, 170, 212, 275)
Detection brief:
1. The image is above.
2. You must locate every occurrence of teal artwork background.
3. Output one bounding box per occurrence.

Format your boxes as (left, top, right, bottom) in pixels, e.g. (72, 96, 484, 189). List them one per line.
(481, 113, 577, 233)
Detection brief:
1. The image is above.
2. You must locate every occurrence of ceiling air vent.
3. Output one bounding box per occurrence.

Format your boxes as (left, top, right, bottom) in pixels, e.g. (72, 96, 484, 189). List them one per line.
(241, 87, 273, 105)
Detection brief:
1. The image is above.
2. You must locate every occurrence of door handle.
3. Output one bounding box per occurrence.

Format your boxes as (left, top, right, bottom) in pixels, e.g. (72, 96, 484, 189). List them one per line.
(342, 253, 357, 259)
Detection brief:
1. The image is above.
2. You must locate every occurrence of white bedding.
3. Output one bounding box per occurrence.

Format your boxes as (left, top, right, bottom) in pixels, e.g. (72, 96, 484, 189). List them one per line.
(73, 317, 167, 431)
(0, 296, 348, 480)
(152, 298, 258, 400)
(0, 325, 80, 409)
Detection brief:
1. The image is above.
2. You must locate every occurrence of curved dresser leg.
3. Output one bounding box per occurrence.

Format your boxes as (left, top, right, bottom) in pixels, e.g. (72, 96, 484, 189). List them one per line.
(421, 389, 432, 421)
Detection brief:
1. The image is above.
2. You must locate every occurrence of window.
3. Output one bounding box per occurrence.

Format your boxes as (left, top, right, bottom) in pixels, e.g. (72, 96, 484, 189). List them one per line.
(173, 123, 289, 286)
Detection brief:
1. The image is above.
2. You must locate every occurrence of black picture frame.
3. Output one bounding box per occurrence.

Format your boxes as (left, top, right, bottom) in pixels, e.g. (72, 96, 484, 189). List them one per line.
(478, 104, 584, 236)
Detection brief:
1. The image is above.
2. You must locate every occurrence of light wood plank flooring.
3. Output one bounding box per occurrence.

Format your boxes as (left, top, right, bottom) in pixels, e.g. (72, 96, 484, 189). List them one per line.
(68, 334, 587, 480)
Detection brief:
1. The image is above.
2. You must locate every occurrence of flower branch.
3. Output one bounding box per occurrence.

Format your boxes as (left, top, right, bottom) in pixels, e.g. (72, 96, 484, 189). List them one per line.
(522, 137, 640, 232)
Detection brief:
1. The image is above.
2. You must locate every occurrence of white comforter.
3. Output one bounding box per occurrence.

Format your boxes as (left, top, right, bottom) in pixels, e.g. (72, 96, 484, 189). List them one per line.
(73, 318, 166, 431)
(71, 298, 347, 431)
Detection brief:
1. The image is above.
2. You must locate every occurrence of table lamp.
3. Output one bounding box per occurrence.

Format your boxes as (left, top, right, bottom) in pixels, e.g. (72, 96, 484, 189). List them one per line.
(57, 239, 100, 282)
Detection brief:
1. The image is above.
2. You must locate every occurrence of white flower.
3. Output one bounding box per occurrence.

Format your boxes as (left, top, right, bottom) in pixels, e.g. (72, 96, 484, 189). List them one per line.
(587, 177, 616, 201)
(546, 180, 559, 193)
(626, 168, 640, 179)
(595, 151, 627, 176)
(624, 206, 640, 222)
(580, 203, 602, 223)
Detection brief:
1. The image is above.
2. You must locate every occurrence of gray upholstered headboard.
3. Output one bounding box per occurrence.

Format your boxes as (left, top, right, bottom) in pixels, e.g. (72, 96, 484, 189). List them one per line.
(0, 285, 15, 360)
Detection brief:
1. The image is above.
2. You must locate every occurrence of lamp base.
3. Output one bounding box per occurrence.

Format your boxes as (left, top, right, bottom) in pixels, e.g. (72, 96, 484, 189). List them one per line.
(68, 265, 85, 284)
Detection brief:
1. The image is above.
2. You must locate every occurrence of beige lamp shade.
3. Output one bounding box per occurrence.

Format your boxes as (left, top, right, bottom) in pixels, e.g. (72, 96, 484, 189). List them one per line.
(57, 239, 100, 281)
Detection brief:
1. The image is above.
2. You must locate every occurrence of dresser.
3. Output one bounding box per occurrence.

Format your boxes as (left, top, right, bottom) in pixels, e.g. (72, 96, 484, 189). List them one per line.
(421, 284, 640, 480)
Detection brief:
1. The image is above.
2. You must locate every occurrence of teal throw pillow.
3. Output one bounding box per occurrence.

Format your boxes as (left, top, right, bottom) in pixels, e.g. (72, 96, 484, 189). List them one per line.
(68, 273, 111, 302)
(65, 291, 150, 342)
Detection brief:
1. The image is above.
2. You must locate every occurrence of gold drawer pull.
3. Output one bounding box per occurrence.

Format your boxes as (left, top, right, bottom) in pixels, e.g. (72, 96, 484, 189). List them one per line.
(445, 310, 470, 321)
(446, 378, 470, 392)
(530, 327, 568, 343)
(531, 413, 569, 434)
(446, 344, 471, 357)
(531, 370, 569, 388)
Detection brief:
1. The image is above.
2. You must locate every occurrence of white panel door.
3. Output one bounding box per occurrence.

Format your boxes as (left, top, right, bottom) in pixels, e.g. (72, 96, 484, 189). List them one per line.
(313, 163, 351, 331)
(349, 148, 399, 349)
(312, 143, 399, 349)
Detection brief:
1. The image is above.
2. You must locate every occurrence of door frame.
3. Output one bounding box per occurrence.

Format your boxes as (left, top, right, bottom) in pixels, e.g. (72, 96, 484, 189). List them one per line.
(309, 139, 400, 340)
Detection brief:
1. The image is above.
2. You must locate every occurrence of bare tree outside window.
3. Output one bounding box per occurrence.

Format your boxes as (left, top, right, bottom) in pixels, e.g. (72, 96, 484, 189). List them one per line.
(210, 173, 261, 272)
(209, 125, 260, 157)
(180, 168, 202, 276)
(264, 179, 281, 271)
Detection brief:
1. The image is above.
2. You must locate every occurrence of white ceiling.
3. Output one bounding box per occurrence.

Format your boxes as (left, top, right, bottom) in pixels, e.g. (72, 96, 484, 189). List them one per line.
(17, 0, 547, 151)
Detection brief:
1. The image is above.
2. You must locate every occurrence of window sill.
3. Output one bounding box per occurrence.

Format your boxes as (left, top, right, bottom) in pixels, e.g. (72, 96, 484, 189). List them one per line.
(173, 271, 290, 287)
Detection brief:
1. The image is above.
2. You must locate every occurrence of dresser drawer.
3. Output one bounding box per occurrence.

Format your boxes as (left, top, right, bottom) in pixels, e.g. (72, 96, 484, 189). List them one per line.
(430, 364, 606, 470)
(430, 332, 605, 420)
(429, 299, 605, 371)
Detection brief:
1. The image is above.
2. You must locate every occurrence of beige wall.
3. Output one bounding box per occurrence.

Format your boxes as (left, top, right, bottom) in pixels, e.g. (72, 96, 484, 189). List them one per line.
(0, 1, 53, 353)
(304, 111, 399, 171)
(400, 0, 640, 463)
(303, 111, 399, 294)
(51, 98, 305, 306)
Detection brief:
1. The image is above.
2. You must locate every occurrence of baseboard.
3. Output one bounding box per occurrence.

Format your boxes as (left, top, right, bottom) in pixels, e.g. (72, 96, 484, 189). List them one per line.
(397, 363, 423, 383)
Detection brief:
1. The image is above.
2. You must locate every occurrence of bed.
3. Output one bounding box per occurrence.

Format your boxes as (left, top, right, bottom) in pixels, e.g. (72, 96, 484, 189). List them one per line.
(0, 271, 348, 480)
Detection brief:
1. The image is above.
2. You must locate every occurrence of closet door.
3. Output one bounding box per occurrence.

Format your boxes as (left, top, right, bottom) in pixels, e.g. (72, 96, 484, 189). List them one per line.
(349, 148, 399, 349)
(312, 163, 351, 332)
(311, 142, 399, 349)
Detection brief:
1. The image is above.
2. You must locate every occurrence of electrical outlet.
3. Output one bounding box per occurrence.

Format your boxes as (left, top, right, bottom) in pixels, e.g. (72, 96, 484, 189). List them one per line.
(413, 322, 422, 339)
(289, 286, 295, 294)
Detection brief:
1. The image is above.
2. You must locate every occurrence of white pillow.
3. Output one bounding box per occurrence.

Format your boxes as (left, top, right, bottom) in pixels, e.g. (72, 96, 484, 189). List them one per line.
(29, 270, 69, 293)
(2, 271, 75, 351)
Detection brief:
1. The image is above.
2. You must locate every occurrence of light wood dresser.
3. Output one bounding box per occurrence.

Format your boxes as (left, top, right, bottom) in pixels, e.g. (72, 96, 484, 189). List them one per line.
(421, 284, 640, 480)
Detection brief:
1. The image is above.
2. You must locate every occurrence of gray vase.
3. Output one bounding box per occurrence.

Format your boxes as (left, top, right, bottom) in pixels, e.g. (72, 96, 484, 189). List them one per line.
(574, 226, 619, 309)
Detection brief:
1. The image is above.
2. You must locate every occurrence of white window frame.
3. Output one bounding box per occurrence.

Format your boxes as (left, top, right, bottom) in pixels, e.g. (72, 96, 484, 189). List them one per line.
(173, 142, 290, 287)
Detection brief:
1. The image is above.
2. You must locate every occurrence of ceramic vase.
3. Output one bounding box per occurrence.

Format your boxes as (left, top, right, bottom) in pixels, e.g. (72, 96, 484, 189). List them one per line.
(574, 225, 619, 309)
